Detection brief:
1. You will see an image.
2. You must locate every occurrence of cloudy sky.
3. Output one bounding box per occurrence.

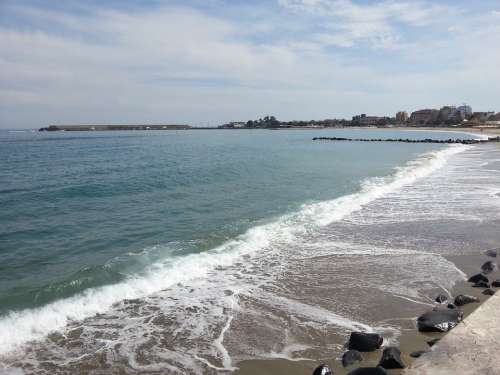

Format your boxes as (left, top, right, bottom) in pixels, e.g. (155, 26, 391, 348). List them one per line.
(1, 0, 499, 128)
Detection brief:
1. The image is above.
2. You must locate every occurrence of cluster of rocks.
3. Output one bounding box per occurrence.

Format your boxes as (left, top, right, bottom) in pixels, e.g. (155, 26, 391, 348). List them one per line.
(311, 249, 500, 375)
(414, 256, 499, 337)
(312, 136, 500, 145)
(465, 259, 500, 297)
(312, 332, 403, 375)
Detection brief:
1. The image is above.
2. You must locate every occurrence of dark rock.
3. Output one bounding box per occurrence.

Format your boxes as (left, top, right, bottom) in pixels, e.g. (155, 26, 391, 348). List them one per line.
(342, 350, 363, 367)
(481, 261, 498, 274)
(472, 280, 491, 288)
(312, 364, 334, 375)
(454, 294, 480, 306)
(347, 367, 388, 375)
(410, 350, 427, 358)
(483, 288, 495, 296)
(447, 303, 456, 309)
(435, 294, 448, 304)
(468, 273, 489, 283)
(492, 279, 500, 287)
(427, 338, 440, 347)
(348, 332, 383, 352)
(378, 347, 405, 369)
(485, 249, 498, 257)
(417, 309, 463, 332)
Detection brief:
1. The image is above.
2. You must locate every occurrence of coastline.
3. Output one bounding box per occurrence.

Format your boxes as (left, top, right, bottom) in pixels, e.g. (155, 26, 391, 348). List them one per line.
(234, 137, 500, 375)
(265, 126, 500, 137)
(235, 252, 500, 375)
(348, 126, 500, 137)
(2, 129, 499, 374)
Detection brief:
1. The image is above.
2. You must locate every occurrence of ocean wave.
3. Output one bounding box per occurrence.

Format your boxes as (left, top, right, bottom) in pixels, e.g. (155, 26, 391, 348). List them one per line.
(0, 144, 468, 357)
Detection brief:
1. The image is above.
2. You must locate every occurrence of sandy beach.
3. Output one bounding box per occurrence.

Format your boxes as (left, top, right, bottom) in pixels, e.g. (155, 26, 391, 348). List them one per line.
(235, 252, 500, 375)
(235, 132, 500, 375)
(352, 126, 500, 137)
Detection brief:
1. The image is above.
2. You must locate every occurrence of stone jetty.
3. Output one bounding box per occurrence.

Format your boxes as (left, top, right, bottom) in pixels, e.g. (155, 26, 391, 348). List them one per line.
(312, 136, 500, 145)
(39, 124, 191, 131)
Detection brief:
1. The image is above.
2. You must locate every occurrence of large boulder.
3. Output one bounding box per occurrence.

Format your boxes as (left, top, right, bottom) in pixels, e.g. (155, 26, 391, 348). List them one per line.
(483, 288, 495, 296)
(417, 309, 463, 332)
(472, 280, 490, 288)
(454, 294, 480, 306)
(312, 364, 334, 375)
(481, 261, 498, 274)
(485, 249, 497, 258)
(378, 347, 405, 369)
(435, 294, 448, 304)
(342, 350, 363, 367)
(468, 273, 489, 283)
(348, 332, 383, 352)
(347, 367, 388, 375)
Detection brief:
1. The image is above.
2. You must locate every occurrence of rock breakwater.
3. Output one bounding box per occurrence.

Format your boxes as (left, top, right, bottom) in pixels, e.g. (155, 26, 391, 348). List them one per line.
(312, 136, 500, 144)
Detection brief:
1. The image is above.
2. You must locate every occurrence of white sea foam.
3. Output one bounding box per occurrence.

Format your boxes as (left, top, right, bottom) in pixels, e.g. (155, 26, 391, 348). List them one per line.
(212, 293, 238, 370)
(300, 144, 470, 227)
(259, 292, 374, 333)
(266, 344, 314, 362)
(0, 144, 468, 357)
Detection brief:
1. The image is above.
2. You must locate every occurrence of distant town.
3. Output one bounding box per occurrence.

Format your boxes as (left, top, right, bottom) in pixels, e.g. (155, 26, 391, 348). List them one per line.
(219, 104, 500, 130)
(39, 104, 500, 132)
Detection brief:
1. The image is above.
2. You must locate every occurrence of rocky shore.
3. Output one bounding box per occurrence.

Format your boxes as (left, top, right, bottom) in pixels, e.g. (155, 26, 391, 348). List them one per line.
(236, 249, 500, 375)
(310, 249, 500, 375)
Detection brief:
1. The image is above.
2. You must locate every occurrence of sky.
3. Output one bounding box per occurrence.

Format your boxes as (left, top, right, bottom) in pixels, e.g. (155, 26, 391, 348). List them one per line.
(0, 0, 499, 128)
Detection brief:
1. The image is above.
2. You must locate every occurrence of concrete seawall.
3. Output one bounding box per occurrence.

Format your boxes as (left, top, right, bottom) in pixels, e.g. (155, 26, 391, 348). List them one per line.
(405, 293, 500, 375)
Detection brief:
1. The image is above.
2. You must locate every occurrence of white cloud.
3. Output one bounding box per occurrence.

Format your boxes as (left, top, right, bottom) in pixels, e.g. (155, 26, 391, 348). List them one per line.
(279, 0, 453, 49)
(0, 2, 499, 128)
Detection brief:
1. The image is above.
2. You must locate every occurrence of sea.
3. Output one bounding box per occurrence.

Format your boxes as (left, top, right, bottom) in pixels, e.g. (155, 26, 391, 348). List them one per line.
(1, 129, 500, 374)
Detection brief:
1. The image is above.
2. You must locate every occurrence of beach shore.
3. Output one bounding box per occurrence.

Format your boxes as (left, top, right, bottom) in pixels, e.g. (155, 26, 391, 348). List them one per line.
(271, 126, 500, 137)
(235, 252, 500, 375)
(353, 126, 500, 136)
(235, 132, 500, 375)
(334, 126, 498, 137)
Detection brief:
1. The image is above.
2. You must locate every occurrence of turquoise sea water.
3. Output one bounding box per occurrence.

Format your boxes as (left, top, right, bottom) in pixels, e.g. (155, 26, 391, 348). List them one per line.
(0, 129, 450, 313)
(3, 128, 500, 374)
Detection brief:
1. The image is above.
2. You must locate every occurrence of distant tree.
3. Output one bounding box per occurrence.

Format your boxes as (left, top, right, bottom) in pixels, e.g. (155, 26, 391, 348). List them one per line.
(269, 116, 279, 128)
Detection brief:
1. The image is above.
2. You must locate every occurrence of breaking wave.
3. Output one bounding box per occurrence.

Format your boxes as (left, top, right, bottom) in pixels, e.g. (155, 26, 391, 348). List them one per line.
(0, 144, 468, 357)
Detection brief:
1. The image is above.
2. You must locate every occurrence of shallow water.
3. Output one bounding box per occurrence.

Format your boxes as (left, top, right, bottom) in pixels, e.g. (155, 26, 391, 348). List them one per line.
(1, 129, 499, 374)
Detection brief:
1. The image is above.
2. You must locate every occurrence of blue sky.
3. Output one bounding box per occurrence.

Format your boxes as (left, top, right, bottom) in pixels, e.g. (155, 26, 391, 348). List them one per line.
(1, 0, 499, 128)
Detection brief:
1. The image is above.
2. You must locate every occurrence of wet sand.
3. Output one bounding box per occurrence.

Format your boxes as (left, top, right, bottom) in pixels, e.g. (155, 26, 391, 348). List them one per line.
(235, 252, 500, 375)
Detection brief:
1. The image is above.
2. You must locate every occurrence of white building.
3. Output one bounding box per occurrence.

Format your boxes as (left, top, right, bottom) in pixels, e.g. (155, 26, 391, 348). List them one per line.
(457, 104, 472, 119)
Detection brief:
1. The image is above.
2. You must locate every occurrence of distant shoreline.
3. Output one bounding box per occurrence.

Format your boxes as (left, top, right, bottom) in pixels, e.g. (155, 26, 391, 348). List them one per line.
(204, 126, 494, 141)
(5, 125, 497, 136)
